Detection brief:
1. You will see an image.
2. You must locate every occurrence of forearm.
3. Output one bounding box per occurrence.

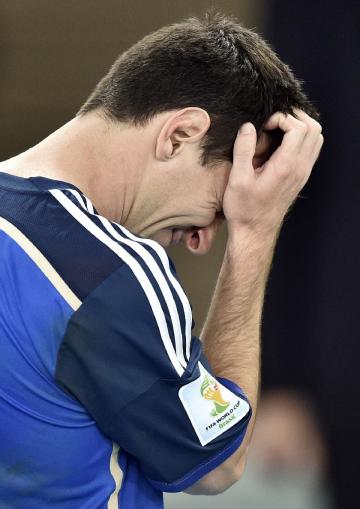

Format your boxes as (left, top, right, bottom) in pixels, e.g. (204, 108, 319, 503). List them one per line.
(201, 227, 278, 417)
(186, 229, 277, 496)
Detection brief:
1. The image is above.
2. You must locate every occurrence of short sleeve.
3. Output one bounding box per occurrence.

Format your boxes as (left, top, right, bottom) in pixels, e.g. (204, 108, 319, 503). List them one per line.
(55, 257, 251, 492)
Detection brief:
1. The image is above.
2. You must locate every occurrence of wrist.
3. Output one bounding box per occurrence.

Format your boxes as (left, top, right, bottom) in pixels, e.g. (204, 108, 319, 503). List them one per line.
(226, 222, 280, 254)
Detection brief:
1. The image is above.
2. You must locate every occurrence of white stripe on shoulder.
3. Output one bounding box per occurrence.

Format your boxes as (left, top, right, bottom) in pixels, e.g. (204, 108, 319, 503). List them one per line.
(66, 189, 87, 209)
(111, 223, 193, 360)
(84, 196, 94, 214)
(67, 189, 188, 368)
(67, 189, 193, 361)
(50, 189, 185, 377)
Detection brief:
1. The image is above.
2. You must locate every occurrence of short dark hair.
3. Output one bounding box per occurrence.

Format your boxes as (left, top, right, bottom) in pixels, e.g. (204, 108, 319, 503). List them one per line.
(78, 11, 318, 165)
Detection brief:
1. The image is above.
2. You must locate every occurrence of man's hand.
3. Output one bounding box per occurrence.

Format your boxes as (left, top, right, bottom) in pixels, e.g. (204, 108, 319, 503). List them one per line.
(223, 111, 323, 238)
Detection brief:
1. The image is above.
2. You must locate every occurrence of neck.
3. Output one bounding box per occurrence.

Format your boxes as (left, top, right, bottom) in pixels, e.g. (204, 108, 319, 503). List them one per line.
(0, 112, 150, 227)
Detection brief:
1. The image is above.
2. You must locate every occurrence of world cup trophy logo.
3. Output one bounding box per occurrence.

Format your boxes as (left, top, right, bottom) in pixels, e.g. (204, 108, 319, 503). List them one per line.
(200, 375, 230, 416)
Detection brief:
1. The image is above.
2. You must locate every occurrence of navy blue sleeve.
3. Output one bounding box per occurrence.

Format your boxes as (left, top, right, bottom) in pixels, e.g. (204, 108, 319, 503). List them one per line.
(55, 259, 251, 492)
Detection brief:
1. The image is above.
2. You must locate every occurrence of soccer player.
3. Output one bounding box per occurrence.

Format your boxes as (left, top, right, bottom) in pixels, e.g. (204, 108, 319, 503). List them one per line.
(0, 12, 323, 509)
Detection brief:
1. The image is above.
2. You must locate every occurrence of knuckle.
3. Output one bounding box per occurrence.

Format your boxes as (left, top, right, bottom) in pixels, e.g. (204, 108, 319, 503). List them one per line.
(227, 181, 242, 197)
(267, 111, 282, 124)
(314, 120, 323, 134)
(298, 121, 308, 135)
(292, 116, 308, 134)
(277, 113, 289, 128)
(229, 174, 250, 191)
(309, 118, 322, 134)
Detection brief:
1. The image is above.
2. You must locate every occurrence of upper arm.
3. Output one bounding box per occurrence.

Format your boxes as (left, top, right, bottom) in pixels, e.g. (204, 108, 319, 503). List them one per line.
(55, 248, 252, 492)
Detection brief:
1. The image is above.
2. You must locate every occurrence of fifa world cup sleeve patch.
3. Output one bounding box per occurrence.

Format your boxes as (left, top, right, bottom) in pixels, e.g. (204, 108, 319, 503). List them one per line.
(179, 363, 250, 446)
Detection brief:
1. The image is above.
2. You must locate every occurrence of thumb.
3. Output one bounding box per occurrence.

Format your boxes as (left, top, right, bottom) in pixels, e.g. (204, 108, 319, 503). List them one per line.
(232, 123, 257, 180)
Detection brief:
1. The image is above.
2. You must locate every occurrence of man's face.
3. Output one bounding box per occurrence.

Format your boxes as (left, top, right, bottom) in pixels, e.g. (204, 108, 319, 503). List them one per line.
(145, 157, 231, 255)
(127, 105, 273, 255)
(143, 129, 272, 254)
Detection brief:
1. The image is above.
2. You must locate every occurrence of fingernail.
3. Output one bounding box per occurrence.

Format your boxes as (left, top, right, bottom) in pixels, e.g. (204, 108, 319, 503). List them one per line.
(240, 122, 253, 134)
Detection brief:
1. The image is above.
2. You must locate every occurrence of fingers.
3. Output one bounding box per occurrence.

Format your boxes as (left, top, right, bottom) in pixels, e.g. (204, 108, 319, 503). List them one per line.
(224, 109, 323, 234)
(264, 112, 308, 158)
(231, 122, 257, 180)
(295, 109, 323, 156)
(264, 110, 323, 172)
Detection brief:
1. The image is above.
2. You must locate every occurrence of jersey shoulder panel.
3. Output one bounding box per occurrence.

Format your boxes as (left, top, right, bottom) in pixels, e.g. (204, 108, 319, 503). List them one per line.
(0, 172, 127, 300)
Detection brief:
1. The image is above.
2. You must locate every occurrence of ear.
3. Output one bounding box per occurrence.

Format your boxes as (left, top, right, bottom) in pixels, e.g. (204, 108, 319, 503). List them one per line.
(155, 107, 211, 161)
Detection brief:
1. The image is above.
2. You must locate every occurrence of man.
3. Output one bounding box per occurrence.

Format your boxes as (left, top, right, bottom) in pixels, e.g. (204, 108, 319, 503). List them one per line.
(0, 12, 323, 509)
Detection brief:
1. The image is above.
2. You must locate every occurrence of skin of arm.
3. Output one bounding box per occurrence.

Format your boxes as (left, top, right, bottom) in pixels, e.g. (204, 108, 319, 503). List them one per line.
(186, 111, 323, 495)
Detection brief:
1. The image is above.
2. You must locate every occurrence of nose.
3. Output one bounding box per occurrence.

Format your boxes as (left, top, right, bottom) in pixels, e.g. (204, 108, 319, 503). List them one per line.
(183, 220, 221, 256)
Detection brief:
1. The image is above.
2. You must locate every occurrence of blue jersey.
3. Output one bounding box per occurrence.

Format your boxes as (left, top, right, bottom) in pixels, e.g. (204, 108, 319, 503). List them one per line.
(0, 172, 251, 508)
